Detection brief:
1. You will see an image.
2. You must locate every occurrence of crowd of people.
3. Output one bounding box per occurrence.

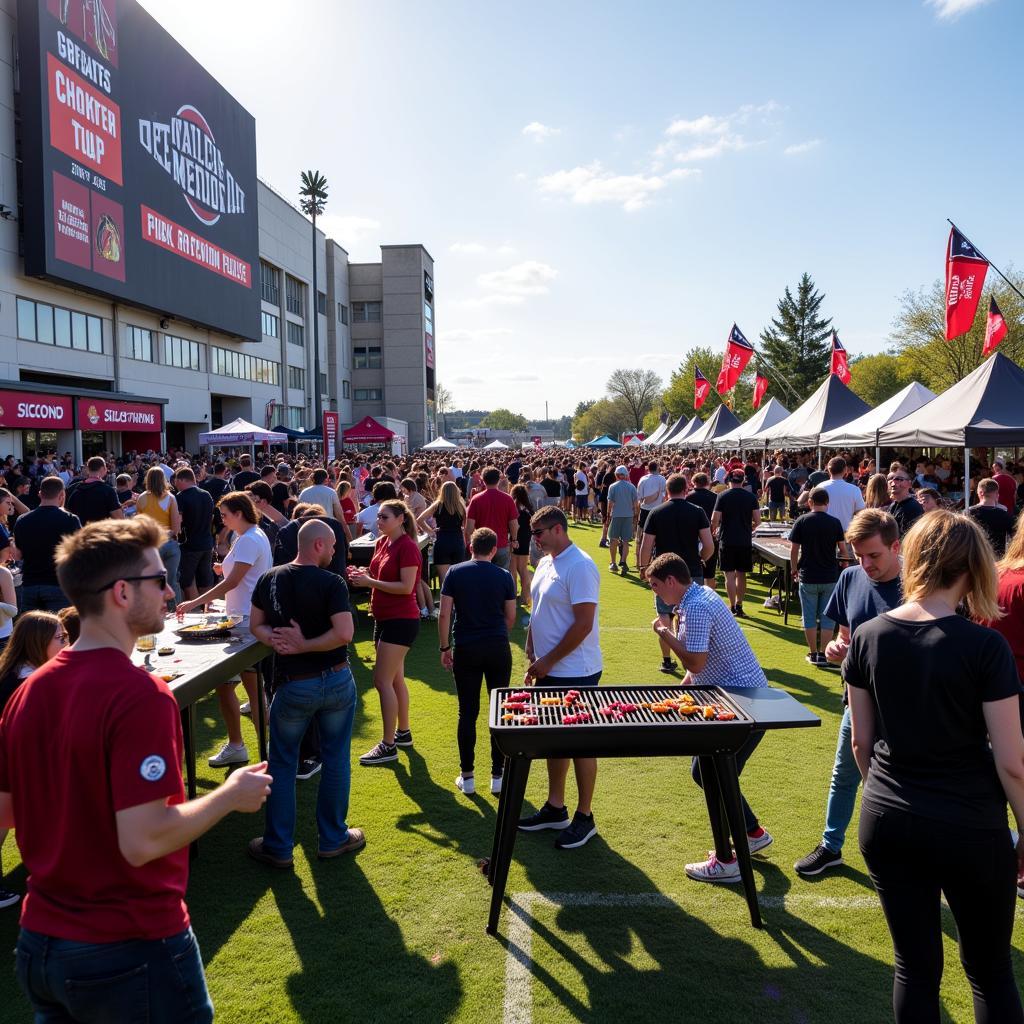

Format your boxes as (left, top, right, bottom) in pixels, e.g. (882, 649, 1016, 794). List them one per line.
(0, 441, 1022, 1022)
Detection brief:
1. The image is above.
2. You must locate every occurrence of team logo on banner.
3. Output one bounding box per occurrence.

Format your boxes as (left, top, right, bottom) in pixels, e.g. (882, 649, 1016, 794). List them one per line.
(983, 296, 1007, 357)
(694, 367, 711, 410)
(752, 374, 769, 409)
(830, 331, 851, 385)
(715, 324, 755, 395)
(945, 227, 989, 341)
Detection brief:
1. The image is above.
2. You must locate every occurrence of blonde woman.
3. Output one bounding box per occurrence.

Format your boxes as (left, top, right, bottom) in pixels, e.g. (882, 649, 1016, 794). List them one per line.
(847, 511, 1024, 1021)
(135, 466, 182, 608)
(417, 480, 466, 588)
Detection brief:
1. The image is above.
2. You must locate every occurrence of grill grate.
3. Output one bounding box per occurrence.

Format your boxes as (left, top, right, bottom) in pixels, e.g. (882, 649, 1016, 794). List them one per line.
(492, 685, 750, 729)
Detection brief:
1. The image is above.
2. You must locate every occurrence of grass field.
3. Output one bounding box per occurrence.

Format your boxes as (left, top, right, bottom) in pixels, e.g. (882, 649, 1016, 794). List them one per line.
(3, 520, 1022, 1023)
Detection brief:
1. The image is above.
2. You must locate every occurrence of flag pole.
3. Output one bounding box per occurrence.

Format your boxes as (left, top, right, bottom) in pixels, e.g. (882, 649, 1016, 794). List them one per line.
(947, 219, 1024, 304)
(750, 350, 802, 403)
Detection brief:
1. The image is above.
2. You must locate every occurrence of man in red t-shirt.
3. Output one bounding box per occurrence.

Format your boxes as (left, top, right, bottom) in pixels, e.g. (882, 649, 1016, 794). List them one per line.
(992, 459, 1017, 513)
(0, 518, 271, 1023)
(465, 466, 519, 570)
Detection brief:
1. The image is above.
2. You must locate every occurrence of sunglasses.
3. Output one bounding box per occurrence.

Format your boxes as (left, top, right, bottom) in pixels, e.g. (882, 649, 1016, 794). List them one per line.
(531, 526, 554, 537)
(90, 572, 168, 594)
(887, 476, 910, 483)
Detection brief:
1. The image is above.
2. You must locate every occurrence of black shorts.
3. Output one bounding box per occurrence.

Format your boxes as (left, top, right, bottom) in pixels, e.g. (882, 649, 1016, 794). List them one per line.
(373, 617, 420, 648)
(720, 545, 753, 573)
(637, 508, 651, 530)
(703, 549, 719, 579)
(178, 548, 215, 590)
(433, 532, 466, 565)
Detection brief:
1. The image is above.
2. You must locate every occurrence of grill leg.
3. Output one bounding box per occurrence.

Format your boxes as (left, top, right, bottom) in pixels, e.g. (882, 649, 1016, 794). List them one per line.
(487, 754, 511, 886)
(783, 569, 792, 625)
(695, 755, 732, 862)
(487, 755, 531, 936)
(714, 753, 763, 929)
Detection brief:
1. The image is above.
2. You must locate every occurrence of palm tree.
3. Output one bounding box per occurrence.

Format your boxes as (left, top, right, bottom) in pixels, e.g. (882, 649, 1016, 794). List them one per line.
(299, 170, 328, 434)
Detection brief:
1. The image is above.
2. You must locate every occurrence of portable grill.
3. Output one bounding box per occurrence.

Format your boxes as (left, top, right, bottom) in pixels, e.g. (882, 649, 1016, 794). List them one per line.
(483, 684, 819, 936)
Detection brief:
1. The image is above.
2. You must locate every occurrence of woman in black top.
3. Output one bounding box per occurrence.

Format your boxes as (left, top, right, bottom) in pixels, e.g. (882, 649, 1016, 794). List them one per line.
(417, 480, 467, 589)
(847, 510, 1024, 1023)
(509, 484, 533, 613)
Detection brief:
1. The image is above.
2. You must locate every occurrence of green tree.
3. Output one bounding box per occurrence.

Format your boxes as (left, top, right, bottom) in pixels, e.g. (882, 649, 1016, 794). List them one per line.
(605, 368, 662, 431)
(759, 272, 833, 402)
(890, 273, 1024, 392)
(573, 399, 596, 420)
(298, 170, 328, 430)
(481, 408, 529, 431)
(847, 352, 914, 407)
(572, 397, 634, 441)
(660, 346, 756, 423)
(434, 382, 453, 435)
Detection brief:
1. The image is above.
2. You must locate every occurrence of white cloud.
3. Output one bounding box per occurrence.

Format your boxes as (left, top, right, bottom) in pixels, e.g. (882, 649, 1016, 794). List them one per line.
(537, 162, 699, 212)
(926, 0, 992, 19)
(317, 213, 380, 249)
(503, 373, 540, 382)
(453, 375, 484, 385)
(675, 136, 753, 161)
(665, 114, 730, 137)
(522, 121, 561, 142)
(476, 260, 558, 298)
(784, 139, 822, 156)
(659, 102, 781, 166)
(449, 241, 487, 254)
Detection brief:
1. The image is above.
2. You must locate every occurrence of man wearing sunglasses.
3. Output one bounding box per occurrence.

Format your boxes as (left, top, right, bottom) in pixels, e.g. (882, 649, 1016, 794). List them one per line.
(886, 471, 924, 538)
(0, 518, 271, 1022)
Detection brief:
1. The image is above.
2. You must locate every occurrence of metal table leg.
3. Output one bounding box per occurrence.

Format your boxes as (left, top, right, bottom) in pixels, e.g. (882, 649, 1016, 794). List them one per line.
(783, 568, 792, 625)
(487, 755, 531, 935)
(714, 753, 762, 929)
(181, 702, 199, 860)
(487, 755, 511, 886)
(254, 661, 268, 763)
(695, 755, 732, 862)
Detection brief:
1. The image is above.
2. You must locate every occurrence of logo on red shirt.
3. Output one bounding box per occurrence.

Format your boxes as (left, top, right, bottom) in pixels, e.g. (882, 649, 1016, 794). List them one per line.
(140, 755, 166, 781)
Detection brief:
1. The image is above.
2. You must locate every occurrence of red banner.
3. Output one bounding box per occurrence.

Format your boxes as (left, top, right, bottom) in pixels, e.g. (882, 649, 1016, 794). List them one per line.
(945, 227, 988, 341)
(0, 390, 73, 429)
(694, 367, 711, 410)
(323, 411, 340, 461)
(983, 296, 1008, 357)
(715, 324, 755, 394)
(76, 398, 162, 431)
(140, 205, 252, 288)
(830, 331, 851, 384)
(752, 374, 769, 409)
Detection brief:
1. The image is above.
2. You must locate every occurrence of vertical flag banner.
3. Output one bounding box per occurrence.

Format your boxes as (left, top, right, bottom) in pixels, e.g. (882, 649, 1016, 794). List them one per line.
(830, 330, 851, 384)
(945, 227, 989, 341)
(322, 411, 339, 461)
(694, 367, 711, 410)
(752, 373, 769, 409)
(983, 296, 1007, 357)
(715, 324, 755, 394)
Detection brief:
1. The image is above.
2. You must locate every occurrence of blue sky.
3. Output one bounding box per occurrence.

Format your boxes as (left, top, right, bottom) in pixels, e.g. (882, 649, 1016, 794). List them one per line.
(141, 0, 1023, 419)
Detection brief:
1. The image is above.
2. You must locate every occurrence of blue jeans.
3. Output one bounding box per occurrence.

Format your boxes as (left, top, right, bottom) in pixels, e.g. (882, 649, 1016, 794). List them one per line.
(160, 538, 182, 607)
(15, 926, 212, 1023)
(799, 581, 837, 630)
(262, 666, 356, 858)
(822, 705, 861, 853)
(18, 584, 69, 613)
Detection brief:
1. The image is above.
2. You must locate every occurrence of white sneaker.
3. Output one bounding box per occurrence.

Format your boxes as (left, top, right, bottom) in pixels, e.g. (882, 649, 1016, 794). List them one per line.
(685, 851, 741, 884)
(455, 774, 475, 795)
(430, 608, 440, 620)
(745, 829, 774, 855)
(239, 701, 251, 716)
(490, 776, 503, 795)
(208, 743, 249, 768)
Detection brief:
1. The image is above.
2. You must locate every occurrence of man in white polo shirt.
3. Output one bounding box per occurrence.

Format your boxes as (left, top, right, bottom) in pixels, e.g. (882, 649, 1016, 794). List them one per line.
(518, 506, 602, 850)
(635, 460, 667, 569)
(818, 457, 865, 534)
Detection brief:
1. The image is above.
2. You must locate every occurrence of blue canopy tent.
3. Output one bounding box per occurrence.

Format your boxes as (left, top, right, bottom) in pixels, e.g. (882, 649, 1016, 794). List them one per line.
(584, 435, 620, 448)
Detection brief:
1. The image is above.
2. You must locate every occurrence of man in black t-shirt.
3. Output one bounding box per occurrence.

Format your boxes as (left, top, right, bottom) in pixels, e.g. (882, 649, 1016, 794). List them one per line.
(967, 478, 1015, 556)
(273, 511, 348, 575)
(686, 473, 719, 589)
(173, 468, 215, 600)
(764, 467, 793, 521)
(789, 489, 846, 664)
(639, 474, 714, 673)
(13, 477, 80, 611)
(248, 520, 363, 867)
(886, 470, 924, 537)
(231, 454, 259, 491)
(711, 472, 761, 616)
(65, 457, 123, 526)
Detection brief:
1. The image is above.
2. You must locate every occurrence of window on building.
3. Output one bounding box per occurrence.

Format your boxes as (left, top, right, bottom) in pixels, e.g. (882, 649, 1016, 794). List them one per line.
(353, 345, 382, 369)
(285, 275, 306, 317)
(337, 302, 348, 325)
(288, 365, 305, 390)
(354, 388, 382, 402)
(317, 291, 327, 315)
(342, 380, 350, 399)
(424, 301, 434, 331)
(261, 311, 280, 338)
(319, 372, 328, 395)
(259, 260, 280, 306)
(163, 335, 204, 371)
(352, 301, 381, 323)
(286, 405, 305, 430)
(17, 297, 103, 353)
(211, 346, 280, 386)
(287, 321, 304, 347)
(127, 326, 153, 361)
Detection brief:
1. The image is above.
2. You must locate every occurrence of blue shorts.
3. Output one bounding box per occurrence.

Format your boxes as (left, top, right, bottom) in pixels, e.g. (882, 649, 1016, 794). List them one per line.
(799, 581, 837, 630)
(546, 672, 602, 688)
(574, 494, 589, 509)
(607, 517, 634, 543)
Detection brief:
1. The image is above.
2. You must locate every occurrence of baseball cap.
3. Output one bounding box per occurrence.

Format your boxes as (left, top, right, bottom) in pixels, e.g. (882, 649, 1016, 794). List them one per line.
(615, 465, 628, 476)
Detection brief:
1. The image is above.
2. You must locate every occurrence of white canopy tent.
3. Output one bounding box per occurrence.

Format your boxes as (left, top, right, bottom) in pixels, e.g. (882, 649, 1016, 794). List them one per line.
(714, 397, 791, 449)
(624, 435, 646, 447)
(198, 418, 288, 449)
(643, 421, 670, 445)
(681, 404, 741, 448)
(483, 439, 509, 450)
(746, 376, 870, 451)
(659, 415, 690, 444)
(422, 436, 458, 450)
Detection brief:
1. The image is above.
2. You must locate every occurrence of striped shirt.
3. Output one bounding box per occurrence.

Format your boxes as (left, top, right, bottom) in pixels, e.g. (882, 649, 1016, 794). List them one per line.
(676, 585, 767, 689)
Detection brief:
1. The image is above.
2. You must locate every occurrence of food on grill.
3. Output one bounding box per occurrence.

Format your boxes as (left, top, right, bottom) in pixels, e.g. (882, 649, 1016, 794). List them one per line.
(539, 696, 563, 705)
(563, 690, 582, 706)
(507, 691, 531, 702)
(678, 704, 702, 716)
(513, 714, 538, 725)
(95, 215, 121, 263)
(561, 712, 592, 725)
(502, 701, 530, 712)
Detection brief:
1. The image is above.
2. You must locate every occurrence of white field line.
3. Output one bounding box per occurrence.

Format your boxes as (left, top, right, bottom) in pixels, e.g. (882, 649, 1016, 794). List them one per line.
(501, 890, 1024, 1024)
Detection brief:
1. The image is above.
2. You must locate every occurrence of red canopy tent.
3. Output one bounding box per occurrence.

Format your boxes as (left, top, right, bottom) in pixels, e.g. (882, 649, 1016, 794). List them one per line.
(342, 416, 395, 444)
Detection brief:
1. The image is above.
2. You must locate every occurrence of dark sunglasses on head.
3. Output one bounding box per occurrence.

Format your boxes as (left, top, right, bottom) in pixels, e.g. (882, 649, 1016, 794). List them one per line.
(90, 572, 167, 594)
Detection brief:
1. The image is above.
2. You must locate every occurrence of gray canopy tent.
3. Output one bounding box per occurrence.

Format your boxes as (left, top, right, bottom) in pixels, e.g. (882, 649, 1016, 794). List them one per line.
(818, 380, 937, 471)
(714, 397, 791, 450)
(680, 404, 741, 448)
(877, 352, 1024, 481)
(643, 420, 671, 445)
(658, 415, 690, 444)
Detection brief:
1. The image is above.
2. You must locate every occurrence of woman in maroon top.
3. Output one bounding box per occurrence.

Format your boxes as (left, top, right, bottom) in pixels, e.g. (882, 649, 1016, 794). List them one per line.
(983, 525, 1024, 685)
(351, 499, 422, 766)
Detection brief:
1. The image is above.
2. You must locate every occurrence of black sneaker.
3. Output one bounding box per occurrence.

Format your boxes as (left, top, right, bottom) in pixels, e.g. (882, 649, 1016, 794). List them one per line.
(598, 539, 609, 548)
(296, 758, 322, 781)
(359, 741, 398, 766)
(805, 652, 820, 665)
(618, 562, 628, 572)
(518, 801, 570, 832)
(394, 729, 413, 748)
(794, 844, 843, 876)
(555, 812, 598, 850)
(660, 660, 677, 674)
(0, 888, 20, 910)
(734, 604, 745, 617)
